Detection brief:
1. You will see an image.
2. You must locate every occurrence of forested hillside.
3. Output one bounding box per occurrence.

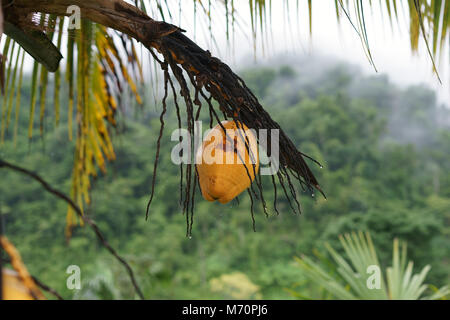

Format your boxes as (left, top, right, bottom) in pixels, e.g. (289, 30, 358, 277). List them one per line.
(0, 58, 449, 299)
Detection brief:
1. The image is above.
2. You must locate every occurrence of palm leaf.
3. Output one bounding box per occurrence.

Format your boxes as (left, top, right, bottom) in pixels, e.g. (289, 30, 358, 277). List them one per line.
(0, 0, 449, 235)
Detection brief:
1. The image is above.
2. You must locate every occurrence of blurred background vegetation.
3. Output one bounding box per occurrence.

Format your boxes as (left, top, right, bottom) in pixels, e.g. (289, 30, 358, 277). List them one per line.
(0, 56, 449, 299)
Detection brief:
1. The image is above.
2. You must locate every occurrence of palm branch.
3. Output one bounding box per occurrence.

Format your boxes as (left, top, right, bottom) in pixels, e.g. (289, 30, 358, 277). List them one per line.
(0, 0, 448, 235)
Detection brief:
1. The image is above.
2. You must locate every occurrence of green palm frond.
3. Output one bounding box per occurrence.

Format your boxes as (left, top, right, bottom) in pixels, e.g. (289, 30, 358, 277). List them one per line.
(293, 231, 450, 300)
(0, 0, 449, 235)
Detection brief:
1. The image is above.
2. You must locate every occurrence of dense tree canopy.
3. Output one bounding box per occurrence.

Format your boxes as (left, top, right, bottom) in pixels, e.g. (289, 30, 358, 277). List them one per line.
(0, 0, 449, 300)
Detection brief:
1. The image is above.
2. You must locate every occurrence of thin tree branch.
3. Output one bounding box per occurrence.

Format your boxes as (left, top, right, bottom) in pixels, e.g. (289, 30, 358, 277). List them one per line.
(8, 0, 182, 44)
(0, 158, 145, 300)
(31, 275, 64, 300)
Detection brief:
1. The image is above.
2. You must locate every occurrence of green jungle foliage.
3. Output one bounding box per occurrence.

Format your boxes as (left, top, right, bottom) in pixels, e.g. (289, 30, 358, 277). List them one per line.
(0, 57, 449, 299)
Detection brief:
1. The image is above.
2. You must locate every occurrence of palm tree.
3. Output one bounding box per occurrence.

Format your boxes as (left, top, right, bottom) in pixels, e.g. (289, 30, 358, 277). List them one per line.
(291, 231, 449, 300)
(0, 0, 448, 233)
(0, 0, 449, 299)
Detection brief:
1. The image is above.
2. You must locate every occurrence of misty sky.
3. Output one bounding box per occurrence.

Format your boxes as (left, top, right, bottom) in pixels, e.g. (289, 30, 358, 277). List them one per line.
(171, 1, 449, 106)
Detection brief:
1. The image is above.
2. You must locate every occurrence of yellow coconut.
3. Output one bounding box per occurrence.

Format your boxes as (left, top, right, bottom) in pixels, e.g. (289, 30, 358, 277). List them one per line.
(196, 120, 259, 204)
(2, 269, 38, 300)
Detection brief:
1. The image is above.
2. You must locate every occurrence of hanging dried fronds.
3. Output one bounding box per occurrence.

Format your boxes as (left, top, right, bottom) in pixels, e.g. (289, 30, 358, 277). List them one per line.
(0, 158, 145, 299)
(66, 23, 142, 237)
